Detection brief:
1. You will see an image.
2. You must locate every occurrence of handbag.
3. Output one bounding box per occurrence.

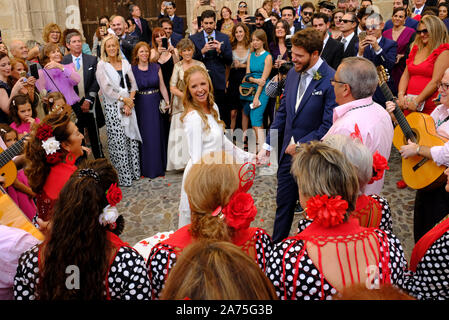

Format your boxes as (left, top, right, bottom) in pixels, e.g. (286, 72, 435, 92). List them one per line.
(239, 73, 258, 102)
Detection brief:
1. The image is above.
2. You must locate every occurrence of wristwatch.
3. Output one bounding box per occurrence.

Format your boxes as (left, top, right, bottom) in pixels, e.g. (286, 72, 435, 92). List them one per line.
(119, 96, 124, 102)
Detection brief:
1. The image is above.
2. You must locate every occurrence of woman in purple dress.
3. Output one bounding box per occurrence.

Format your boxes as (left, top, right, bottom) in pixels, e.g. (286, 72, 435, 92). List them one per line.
(132, 42, 170, 179)
(383, 7, 416, 94)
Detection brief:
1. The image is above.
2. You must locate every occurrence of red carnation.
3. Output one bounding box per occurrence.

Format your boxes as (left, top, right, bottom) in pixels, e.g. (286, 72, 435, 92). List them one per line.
(46, 151, 63, 165)
(223, 192, 257, 230)
(36, 124, 53, 141)
(106, 183, 122, 207)
(369, 151, 390, 184)
(306, 195, 348, 228)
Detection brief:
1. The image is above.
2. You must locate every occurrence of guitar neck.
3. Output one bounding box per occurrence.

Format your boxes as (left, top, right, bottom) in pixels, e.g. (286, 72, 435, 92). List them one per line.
(378, 83, 416, 143)
(0, 136, 26, 168)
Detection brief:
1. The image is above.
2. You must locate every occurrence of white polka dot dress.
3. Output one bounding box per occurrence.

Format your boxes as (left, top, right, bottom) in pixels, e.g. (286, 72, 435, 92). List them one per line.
(147, 228, 273, 300)
(13, 245, 151, 300)
(265, 228, 407, 300)
(400, 231, 449, 300)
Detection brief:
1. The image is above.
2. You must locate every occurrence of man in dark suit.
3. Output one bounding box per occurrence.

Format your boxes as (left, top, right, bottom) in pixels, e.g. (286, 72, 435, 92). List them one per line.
(111, 16, 139, 62)
(312, 13, 344, 70)
(129, 4, 153, 44)
(159, 17, 183, 48)
(257, 28, 338, 243)
(281, 6, 302, 35)
(189, 10, 233, 127)
(159, 1, 185, 36)
(340, 11, 359, 58)
(384, 0, 419, 30)
(63, 31, 105, 159)
(411, 0, 436, 17)
(357, 13, 397, 103)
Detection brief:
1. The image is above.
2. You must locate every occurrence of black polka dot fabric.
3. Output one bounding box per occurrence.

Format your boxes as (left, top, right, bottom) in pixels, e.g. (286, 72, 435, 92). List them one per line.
(400, 231, 449, 300)
(13, 245, 151, 300)
(265, 229, 407, 300)
(147, 228, 273, 300)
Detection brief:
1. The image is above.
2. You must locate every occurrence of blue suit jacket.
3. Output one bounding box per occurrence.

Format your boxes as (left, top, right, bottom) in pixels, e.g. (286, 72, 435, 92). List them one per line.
(170, 32, 183, 48)
(190, 31, 233, 91)
(267, 60, 337, 163)
(356, 37, 397, 104)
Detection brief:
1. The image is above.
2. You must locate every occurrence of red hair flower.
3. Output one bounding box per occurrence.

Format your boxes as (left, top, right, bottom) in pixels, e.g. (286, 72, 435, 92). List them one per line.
(369, 151, 389, 184)
(46, 151, 63, 164)
(36, 124, 54, 141)
(222, 192, 257, 230)
(306, 195, 348, 228)
(106, 183, 122, 207)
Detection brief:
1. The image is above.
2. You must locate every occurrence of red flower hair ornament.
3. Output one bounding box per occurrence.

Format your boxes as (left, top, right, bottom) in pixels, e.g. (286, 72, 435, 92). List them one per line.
(306, 195, 348, 228)
(99, 183, 123, 229)
(211, 162, 257, 230)
(36, 123, 64, 165)
(350, 124, 390, 185)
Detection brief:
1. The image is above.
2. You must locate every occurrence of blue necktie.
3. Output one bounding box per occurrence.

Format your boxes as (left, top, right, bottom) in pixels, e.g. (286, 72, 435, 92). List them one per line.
(75, 57, 81, 71)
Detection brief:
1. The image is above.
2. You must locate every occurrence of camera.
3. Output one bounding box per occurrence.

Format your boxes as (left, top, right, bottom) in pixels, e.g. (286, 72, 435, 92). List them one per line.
(285, 36, 292, 60)
(279, 61, 294, 75)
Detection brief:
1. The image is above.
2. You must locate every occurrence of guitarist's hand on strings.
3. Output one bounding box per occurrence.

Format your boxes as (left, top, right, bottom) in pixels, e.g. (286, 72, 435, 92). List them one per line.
(400, 139, 420, 159)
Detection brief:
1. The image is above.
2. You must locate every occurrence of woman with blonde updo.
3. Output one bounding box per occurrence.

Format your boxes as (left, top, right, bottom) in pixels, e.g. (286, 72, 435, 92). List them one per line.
(147, 151, 272, 300)
(177, 65, 255, 228)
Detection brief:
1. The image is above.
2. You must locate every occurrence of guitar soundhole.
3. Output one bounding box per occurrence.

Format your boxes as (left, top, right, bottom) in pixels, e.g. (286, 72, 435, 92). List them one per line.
(403, 129, 419, 145)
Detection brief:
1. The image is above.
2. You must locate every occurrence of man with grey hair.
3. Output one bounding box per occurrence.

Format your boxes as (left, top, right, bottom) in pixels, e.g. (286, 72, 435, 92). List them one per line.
(129, 4, 152, 44)
(323, 57, 393, 196)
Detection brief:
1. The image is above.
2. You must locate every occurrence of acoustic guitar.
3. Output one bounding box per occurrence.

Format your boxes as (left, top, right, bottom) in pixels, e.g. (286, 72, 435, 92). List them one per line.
(0, 185, 44, 241)
(377, 66, 447, 190)
(0, 134, 28, 188)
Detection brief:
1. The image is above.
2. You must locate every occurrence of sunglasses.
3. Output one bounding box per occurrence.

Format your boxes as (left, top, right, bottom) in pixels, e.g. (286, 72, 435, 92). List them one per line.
(365, 24, 380, 30)
(416, 28, 428, 35)
(303, 11, 314, 16)
(341, 19, 355, 24)
(239, 4, 247, 7)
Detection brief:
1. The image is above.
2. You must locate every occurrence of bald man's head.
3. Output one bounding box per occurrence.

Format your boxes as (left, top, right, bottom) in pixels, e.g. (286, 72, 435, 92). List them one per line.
(10, 40, 29, 60)
(111, 16, 126, 37)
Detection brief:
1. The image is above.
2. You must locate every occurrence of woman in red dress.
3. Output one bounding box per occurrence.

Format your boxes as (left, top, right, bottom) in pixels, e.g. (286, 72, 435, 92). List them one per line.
(24, 105, 84, 222)
(397, 15, 449, 115)
(147, 151, 273, 299)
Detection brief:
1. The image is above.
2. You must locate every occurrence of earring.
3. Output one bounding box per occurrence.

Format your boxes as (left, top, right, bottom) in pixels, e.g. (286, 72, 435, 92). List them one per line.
(65, 151, 76, 165)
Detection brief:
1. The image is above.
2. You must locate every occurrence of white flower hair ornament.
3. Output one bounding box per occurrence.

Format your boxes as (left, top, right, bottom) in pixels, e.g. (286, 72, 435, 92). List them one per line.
(41, 136, 61, 155)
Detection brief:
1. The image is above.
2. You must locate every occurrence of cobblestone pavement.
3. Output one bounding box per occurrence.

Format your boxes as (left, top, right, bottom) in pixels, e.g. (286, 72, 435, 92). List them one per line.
(112, 142, 416, 262)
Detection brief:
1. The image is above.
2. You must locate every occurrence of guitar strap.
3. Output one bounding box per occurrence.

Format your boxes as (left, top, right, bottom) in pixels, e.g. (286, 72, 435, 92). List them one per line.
(436, 114, 449, 128)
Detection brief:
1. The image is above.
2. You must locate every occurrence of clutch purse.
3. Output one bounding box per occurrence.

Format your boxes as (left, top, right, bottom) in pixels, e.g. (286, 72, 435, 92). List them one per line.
(239, 73, 258, 102)
(159, 100, 169, 114)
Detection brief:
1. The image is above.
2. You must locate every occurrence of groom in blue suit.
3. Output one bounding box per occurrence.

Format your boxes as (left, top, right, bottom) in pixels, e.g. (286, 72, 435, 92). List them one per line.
(258, 28, 338, 243)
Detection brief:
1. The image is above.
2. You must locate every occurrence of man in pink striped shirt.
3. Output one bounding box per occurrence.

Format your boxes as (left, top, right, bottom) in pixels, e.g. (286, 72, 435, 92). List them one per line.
(323, 57, 394, 195)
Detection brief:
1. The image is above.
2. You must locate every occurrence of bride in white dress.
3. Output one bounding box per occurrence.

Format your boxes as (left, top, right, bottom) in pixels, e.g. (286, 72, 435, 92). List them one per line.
(178, 65, 256, 228)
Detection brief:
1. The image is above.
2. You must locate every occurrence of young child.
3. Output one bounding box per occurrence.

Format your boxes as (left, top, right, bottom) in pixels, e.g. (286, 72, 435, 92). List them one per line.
(9, 94, 40, 139)
(0, 124, 37, 220)
(43, 91, 67, 115)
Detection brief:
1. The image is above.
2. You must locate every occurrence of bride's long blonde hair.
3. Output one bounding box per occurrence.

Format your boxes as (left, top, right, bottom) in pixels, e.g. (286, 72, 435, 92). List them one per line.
(180, 65, 225, 132)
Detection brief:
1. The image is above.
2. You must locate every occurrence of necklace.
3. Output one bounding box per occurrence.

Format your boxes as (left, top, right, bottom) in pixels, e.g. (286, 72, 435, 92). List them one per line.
(347, 102, 374, 113)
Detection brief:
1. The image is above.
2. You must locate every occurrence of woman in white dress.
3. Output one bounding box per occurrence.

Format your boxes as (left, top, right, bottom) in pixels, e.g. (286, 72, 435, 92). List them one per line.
(96, 34, 142, 187)
(178, 65, 255, 228)
(166, 39, 206, 171)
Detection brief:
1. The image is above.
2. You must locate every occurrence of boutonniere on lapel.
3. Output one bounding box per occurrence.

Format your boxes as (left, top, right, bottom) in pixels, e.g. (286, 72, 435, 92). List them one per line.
(313, 71, 322, 81)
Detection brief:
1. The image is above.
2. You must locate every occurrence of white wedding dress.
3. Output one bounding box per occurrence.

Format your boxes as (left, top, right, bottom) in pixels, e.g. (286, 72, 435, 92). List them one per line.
(178, 104, 254, 228)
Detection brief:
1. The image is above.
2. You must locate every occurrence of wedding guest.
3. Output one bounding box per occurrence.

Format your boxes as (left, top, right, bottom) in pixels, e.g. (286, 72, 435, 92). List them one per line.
(92, 16, 110, 57)
(129, 4, 152, 44)
(159, 18, 183, 48)
(24, 105, 83, 221)
(265, 141, 407, 300)
(28, 23, 66, 61)
(331, 9, 345, 39)
(269, 19, 290, 74)
(217, 6, 235, 38)
(160, 240, 278, 300)
(177, 66, 254, 228)
(8, 94, 40, 139)
(159, 1, 184, 36)
(132, 42, 170, 179)
(383, 7, 417, 93)
(0, 52, 26, 123)
(235, 1, 249, 22)
(14, 159, 151, 300)
(167, 39, 206, 171)
(397, 15, 449, 115)
(148, 151, 271, 299)
(439, 2, 449, 20)
(96, 34, 142, 187)
(228, 23, 251, 141)
(241, 29, 273, 152)
(35, 43, 81, 106)
(312, 13, 344, 70)
(9, 58, 39, 110)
